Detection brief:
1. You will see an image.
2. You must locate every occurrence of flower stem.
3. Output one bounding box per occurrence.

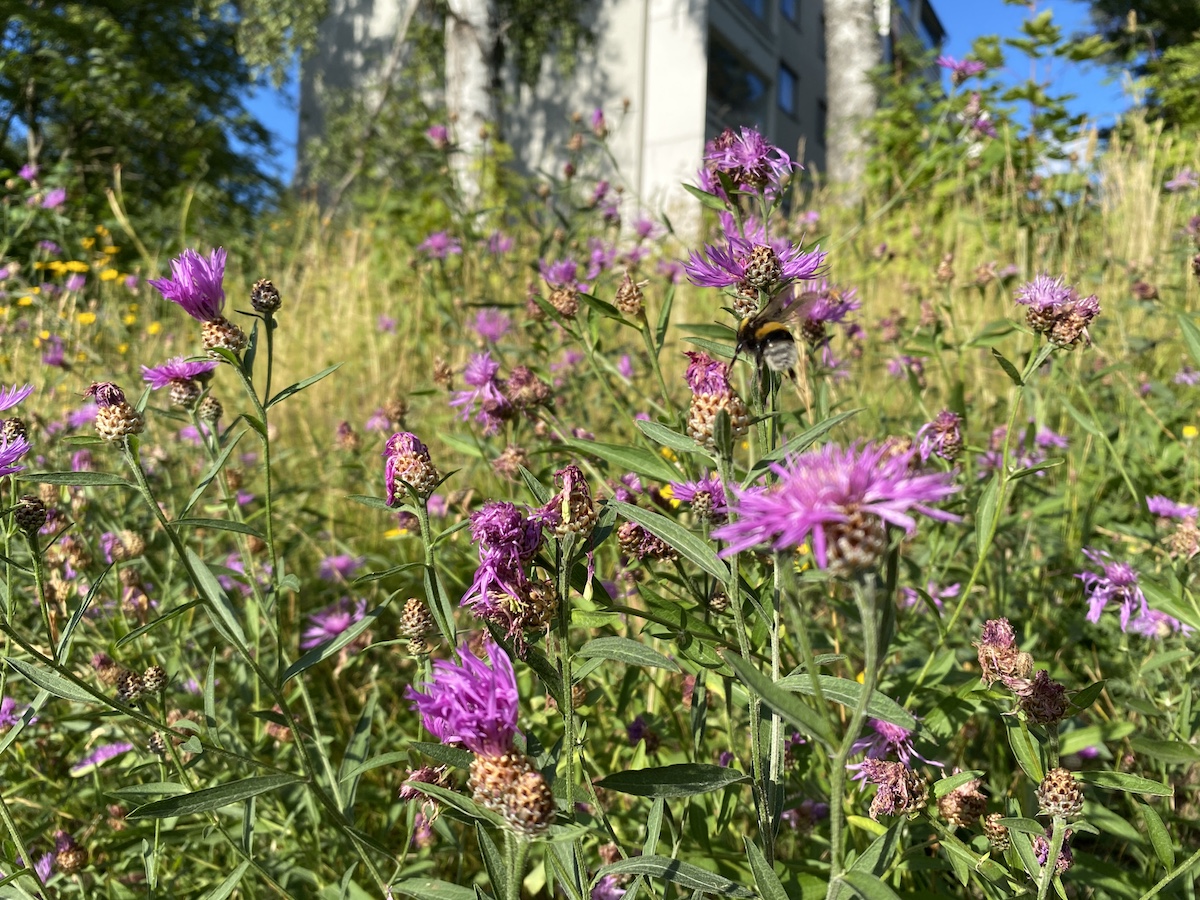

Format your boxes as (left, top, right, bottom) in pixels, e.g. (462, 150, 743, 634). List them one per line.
(1036, 816, 1067, 900)
(556, 533, 577, 812)
(505, 832, 531, 900)
(0, 788, 45, 893)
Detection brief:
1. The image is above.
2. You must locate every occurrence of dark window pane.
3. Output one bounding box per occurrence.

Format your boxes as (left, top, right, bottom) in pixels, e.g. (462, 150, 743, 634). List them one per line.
(707, 35, 769, 124)
(781, 0, 797, 22)
(740, 0, 766, 19)
(778, 65, 797, 114)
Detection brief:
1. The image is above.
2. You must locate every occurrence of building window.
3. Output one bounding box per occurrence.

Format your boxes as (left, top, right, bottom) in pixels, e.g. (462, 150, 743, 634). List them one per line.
(780, 0, 797, 23)
(707, 34, 769, 125)
(817, 99, 827, 145)
(778, 65, 798, 116)
(740, 0, 766, 19)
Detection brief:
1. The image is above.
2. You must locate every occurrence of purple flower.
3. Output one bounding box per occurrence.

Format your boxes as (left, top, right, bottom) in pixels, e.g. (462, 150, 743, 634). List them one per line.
(67, 403, 98, 428)
(587, 238, 617, 279)
(592, 875, 625, 900)
(34, 852, 54, 882)
(849, 718, 943, 778)
(64, 274, 86, 292)
(900, 581, 961, 612)
(300, 597, 367, 649)
(970, 113, 998, 139)
(634, 216, 660, 241)
(486, 231, 513, 254)
(38, 240, 61, 254)
(124, 274, 139, 291)
(366, 408, 390, 432)
(1016, 274, 1073, 310)
(70, 741, 133, 774)
(317, 554, 365, 582)
(42, 187, 66, 209)
(417, 231, 462, 259)
(19, 163, 38, 180)
(377, 314, 397, 333)
(712, 442, 960, 572)
(936, 55, 987, 81)
(617, 354, 634, 379)
(0, 383, 33, 412)
(540, 258, 580, 290)
(590, 107, 607, 136)
(426, 124, 449, 148)
(657, 259, 684, 283)
(461, 502, 543, 623)
(1127, 608, 1187, 638)
(669, 474, 728, 520)
(148, 248, 227, 322)
(685, 351, 735, 395)
(1034, 428, 1069, 450)
(449, 352, 510, 435)
(686, 217, 825, 290)
(473, 308, 511, 343)
(798, 280, 861, 326)
(405, 640, 520, 756)
(0, 696, 30, 728)
(41, 335, 66, 368)
(0, 432, 31, 477)
(1077, 549, 1147, 630)
(141, 357, 218, 389)
(1174, 366, 1200, 386)
(1147, 495, 1198, 520)
(917, 410, 963, 461)
(1165, 169, 1199, 192)
(703, 126, 796, 194)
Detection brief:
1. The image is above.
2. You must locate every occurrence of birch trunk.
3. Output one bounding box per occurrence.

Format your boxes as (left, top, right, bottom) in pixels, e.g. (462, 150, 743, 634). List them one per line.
(824, 0, 881, 201)
(445, 0, 498, 207)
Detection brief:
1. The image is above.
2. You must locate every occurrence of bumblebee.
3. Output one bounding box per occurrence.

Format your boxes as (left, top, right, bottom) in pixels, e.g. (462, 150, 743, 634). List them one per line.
(732, 291, 812, 381)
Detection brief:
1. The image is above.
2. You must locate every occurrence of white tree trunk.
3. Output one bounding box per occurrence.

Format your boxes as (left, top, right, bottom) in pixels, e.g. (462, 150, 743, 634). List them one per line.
(824, 0, 881, 200)
(445, 0, 498, 207)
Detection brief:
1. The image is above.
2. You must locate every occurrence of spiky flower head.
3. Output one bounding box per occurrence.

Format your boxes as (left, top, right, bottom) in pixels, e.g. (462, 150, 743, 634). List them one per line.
(617, 521, 678, 561)
(983, 813, 1010, 851)
(0, 383, 33, 412)
(1014, 275, 1100, 347)
(684, 352, 749, 450)
(1033, 829, 1074, 875)
(84, 382, 144, 442)
(702, 126, 796, 194)
(1147, 495, 1198, 520)
(937, 773, 988, 828)
(0, 432, 31, 478)
(1019, 670, 1070, 724)
(405, 640, 519, 757)
(539, 464, 598, 538)
(384, 432, 441, 503)
(858, 759, 929, 819)
(975, 617, 1034, 691)
(1037, 767, 1084, 818)
(250, 278, 281, 314)
(141, 357, 218, 390)
(918, 409, 964, 461)
(936, 55, 987, 84)
(1076, 548, 1149, 631)
(450, 352, 512, 435)
(148, 248, 227, 322)
(669, 474, 727, 522)
(848, 718, 943, 777)
(712, 442, 959, 575)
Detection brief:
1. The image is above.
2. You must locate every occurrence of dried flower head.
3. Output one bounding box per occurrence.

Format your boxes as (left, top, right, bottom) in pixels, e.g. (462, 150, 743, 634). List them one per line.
(384, 432, 441, 503)
(858, 759, 929, 819)
(937, 773, 988, 828)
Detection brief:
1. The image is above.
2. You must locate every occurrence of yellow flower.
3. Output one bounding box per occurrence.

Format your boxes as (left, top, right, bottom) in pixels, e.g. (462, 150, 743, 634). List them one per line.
(32, 261, 45, 270)
(103, 245, 119, 254)
(95, 225, 109, 236)
(0, 307, 9, 316)
(1184, 425, 1198, 440)
(660, 447, 678, 462)
(77, 311, 97, 325)
(75, 351, 87, 362)
(100, 269, 119, 281)
(65, 260, 89, 273)
(38, 329, 50, 340)
(48, 261, 67, 274)
(80, 237, 95, 249)
(123, 313, 136, 326)
(17, 296, 33, 306)
(384, 527, 406, 539)
(147, 321, 162, 335)
(117, 343, 129, 354)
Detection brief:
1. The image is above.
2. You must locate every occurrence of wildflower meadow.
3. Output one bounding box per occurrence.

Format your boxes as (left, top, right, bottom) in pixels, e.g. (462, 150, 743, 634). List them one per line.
(1, 15, 1200, 900)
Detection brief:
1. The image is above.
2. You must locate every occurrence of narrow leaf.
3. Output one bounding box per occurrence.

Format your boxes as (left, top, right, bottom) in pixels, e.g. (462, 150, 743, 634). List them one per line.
(18, 471, 132, 487)
(990, 348, 1023, 385)
(266, 363, 342, 409)
(838, 872, 902, 900)
(609, 500, 728, 582)
(1141, 803, 1174, 870)
(411, 741, 474, 770)
(282, 596, 396, 684)
(743, 839, 789, 900)
(562, 439, 680, 485)
(1178, 312, 1200, 368)
(1078, 771, 1172, 797)
(596, 856, 753, 898)
(127, 774, 303, 819)
(5, 657, 94, 703)
(635, 420, 712, 459)
(171, 518, 265, 539)
(182, 430, 244, 516)
(198, 861, 250, 900)
(186, 548, 246, 646)
(724, 650, 835, 746)
(390, 879, 477, 900)
(57, 563, 112, 658)
(576, 636, 680, 672)
(776, 675, 914, 730)
(747, 409, 863, 479)
(595, 764, 748, 798)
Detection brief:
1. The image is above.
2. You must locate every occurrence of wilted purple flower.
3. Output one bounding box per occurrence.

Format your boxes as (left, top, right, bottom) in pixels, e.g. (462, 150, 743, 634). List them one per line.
(70, 741, 133, 774)
(849, 718, 942, 779)
(426, 124, 449, 148)
(0, 384, 33, 412)
(1016, 274, 1073, 311)
(365, 408, 390, 432)
(887, 355, 926, 381)
(1147, 495, 1198, 520)
(148, 248, 227, 322)
(19, 163, 37, 181)
(473, 308, 511, 343)
(937, 55, 987, 82)
(141, 357, 218, 389)
(42, 187, 66, 209)
(300, 597, 367, 649)
(702, 126, 796, 194)
(1077, 549, 1147, 630)
(41, 335, 66, 368)
(858, 759, 929, 819)
(1015, 274, 1101, 346)
(1174, 366, 1200, 385)
(1165, 169, 1199, 192)
(1033, 829, 1074, 874)
(900, 581, 961, 611)
(318, 554, 366, 582)
(486, 231, 513, 254)
(450, 352, 511, 435)
(417, 231, 462, 259)
(64, 274, 86, 292)
(592, 876, 625, 900)
(917, 410, 964, 461)
(384, 432, 440, 503)
(405, 641, 520, 755)
(712, 442, 959, 573)
(461, 502, 542, 626)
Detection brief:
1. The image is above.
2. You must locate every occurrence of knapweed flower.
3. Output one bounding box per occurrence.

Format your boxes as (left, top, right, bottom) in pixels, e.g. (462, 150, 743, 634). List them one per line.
(64, 274, 86, 292)
(539, 464, 598, 538)
(1165, 169, 1199, 192)
(975, 618, 1034, 692)
(450, 352, 511, 435)
(0, 696, 31, 728)
(669, 474, 727, 522)
(900, 581, 961, 612)
(937, 772, 987, 828)
(406, 641, 556, 834)
(473, 308, 511, 343)
(712, 442, 959, 575)
(1174, 366, 1200, 385)
(83, 382, 143, 442)
(417, 231, 462, 259)
(0, 384, 33, 412)
(42, 187, 66, 209)
(1018, 670, 1070, 724)
(848, 718, 942, 780)
(1076, 549, 1147, 631)
(70, 741, 133, 774)
(936, 55, 987, 84)
(684, 351, 749, 451)
(702, 126, 796, 194)
(592, 875, 625, 900)
(685, 224, 824, 293)
(41, 335, 66, 368)
(1033, 829, 1074, 874)
(590, 106, 607, 138)
(426, 124, 449, 148)
(858, 759, 929, 820)
(141, 356, 217, 408)
(149, 248, 247, 354)
(384, 432, 441, 502)
(795, 280, 860, 347)
(318, 554, 365, 582)
(300, 597, 367, 649)
(918, 409, 964, 461)
(1014, 274, 1100, 347)
(19, 163, 38, 181)
(1147, 496, 1197, 520)
(617, 521, 677, 562)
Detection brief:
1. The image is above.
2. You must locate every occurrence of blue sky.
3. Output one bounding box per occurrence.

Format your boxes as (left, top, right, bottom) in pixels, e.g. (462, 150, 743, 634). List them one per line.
(247, 0, 1132, 183)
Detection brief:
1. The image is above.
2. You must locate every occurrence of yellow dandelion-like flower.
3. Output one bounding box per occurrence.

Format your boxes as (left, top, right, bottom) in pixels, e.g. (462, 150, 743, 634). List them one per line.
(48, 261, 66, 274)
(77, 311, 97, 325)
(1184, 425, 1198, 440)
(0, 307, 9, 316)
(38, 329, 50, 340)
(123, 313, 136, 326)
(117, 343, 129, 354)
(100, 269, 119, 281)
(103, 246, 119, 255)
(80, 237, 95, 249)
(75, 351, 87, 362)
(147, 321, 162, 335)
(660, 447, 677, 462)
(32, 261, 45, 270)
(95, 225, 109, 236)
(18, 296, 34, 306)
(65, 260, 89, 273)
(384, 527, 406, 539)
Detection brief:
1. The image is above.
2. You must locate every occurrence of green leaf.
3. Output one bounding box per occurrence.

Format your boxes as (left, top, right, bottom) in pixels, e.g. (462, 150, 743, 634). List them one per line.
(197, 861, 250, 900)
(18, 471, 132, 487)
(389, 879, 478, 900)
(438, 432, 486, 460)
(1141, 803, 1174, 870)
(1178, 312, 1200, 368)
(186, 548, 246, 646)
(990, 348, 1023, 385)
(747, 409, 863, 480)
(723, 650, 835, 746)
(411, 741, 475, 770)
(266, 363, 341, 408)
(346, 493, 393, 511)
(933, 770, 986, 800)
(655, 283, 675, 354)
(182, 430, 245, 516)
(117, 600, 202, 648)
(1078, 771, 1172, 797)
(680, 182, 731, 212)
(743, 839, 789, 900)
(775, 675, 914, 731)
(406, 782, 505, 829)
(561, 439, 680, 484)
(170, 517, 265, 539)
(126, 773, 303, 819)
(5, 657, 94, 703)
(577, 291, 626, 322)
(837, 872, 902, 900)
(609, 500, 728, 582)
(476, 823, 508, 900)
(595, 764, 748, 798)
(975, 475, 1001, 558)
(576, 636, 680, 672)
(1005, 717, 1045, 782)
(283, 595, 396, 684)
(596, 856, 753, 898)
(1070, 681, 1106, 713)
(353, 561, 424, 585)
(107, 782, 189, 801)
(995, 817, 1045, 836)
(635, 420, 712, 460)
(1129, 738, 1200, 765)
(57, 563, 112, 659)
(340, 750, 410, 782)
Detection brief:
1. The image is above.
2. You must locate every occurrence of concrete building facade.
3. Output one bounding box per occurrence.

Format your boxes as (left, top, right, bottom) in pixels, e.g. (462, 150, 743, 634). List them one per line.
(300, 0, 944, 220)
